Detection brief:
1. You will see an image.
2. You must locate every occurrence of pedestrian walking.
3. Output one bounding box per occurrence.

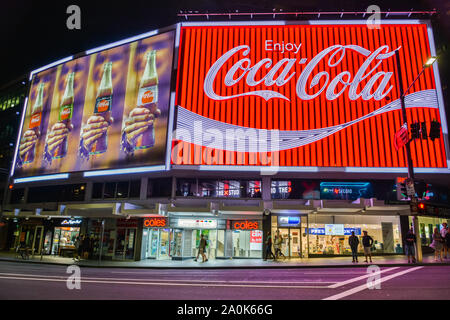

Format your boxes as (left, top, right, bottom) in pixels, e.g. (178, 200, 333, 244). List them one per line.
(440, 222, 448, 259)
(264, 232, 275, 261)
(362, 231, 374, 263)
(348, 231, 360, 263)
(73, 235, 81, 261)
(404, 228, 416, 264)
(194, 234, 208, 263)
(445, 227, 450, 261)
(81, 235, 90, 260)
(430, 227, 444, 262)
(274, 231, 285, 260)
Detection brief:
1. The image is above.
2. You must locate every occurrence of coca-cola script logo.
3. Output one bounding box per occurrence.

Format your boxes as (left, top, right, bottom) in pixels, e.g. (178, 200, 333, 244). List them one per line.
(142, 90, 154, 104)
(97, 99, 110, 112)
(204, 42, 399, 102)
(29, 113, 42, 128)
(60, 106, 71, 120)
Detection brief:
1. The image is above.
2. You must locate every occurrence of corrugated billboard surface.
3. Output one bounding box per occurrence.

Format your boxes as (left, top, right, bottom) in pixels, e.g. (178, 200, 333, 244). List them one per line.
(172, 23, 448, 169)
(14, 30, 175, 177)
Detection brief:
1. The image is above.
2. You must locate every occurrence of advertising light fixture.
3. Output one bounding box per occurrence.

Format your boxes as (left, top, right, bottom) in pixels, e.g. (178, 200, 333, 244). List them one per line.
(83, 165, 166, 177)
(14, 173, 69, 184)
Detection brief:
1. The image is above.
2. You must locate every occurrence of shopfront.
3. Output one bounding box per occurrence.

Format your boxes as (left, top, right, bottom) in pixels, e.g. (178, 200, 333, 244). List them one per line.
(271, 215, 307, 258)
(87, 218, 138, 261)
(228, 220, 263, 258)
(49, 219, 83, 256)
(141, 217, 171, 260)
(17, 218, 44, 255)
(169, 218, 225, 260)
(409, 216, 449, 246)
(307, 214, 403, 256)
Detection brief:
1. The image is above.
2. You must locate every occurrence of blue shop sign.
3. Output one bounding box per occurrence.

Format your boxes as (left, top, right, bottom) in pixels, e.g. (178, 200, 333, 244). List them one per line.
(309, 227, 361, 236)
(320, 182, 373, 200)
(278, 216, 301, 227)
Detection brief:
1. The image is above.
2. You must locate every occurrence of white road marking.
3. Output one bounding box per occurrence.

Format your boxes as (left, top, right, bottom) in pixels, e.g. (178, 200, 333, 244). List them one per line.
(328, 267, 399, 288)
(0, 272, 336, 285)
(0, 275, 331, 289)
(323, 266, 424, 300)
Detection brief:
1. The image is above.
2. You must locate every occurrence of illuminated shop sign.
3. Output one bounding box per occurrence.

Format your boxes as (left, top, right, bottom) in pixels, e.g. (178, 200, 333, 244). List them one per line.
(143, 217, 168, 228)
(60, 219, 82, 226)
(278, 216, 301, 227)
(309, 227, 361, 236)
(325, 224, 344, 235)
(320, 182, 373, 200)
(231, 220, 260, 230)
(250, 230, 263, 250)
(173, 23, 448, 170)
(176, 219, 217, 229)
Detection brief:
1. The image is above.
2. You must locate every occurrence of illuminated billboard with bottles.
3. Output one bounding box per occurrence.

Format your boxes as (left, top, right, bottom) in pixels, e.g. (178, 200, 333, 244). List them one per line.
(172, 21, 449, 172)
(13, 29, 175, 178)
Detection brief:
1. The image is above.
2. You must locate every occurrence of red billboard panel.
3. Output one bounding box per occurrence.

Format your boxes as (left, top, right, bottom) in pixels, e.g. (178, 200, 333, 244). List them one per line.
(172, 22, 448, 170)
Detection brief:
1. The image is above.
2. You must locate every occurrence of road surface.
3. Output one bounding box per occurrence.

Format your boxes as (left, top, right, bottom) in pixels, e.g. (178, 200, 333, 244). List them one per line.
(0, 261, 449, 300)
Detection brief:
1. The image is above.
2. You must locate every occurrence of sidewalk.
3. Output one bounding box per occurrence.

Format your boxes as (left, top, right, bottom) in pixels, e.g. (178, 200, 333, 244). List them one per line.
(1, 251, 449, 269)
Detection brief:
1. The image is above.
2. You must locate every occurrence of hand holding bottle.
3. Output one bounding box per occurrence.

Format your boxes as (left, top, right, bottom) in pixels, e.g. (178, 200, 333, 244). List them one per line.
(81, 115, 113, 150)
(45, 122, 73, 154)
(123, 107, 154, 145)
(19, 130, 38, 159)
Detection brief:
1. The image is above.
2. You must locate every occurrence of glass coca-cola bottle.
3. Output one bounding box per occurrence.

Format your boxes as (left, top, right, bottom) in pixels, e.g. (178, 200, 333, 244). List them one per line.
(90, 62, 113, 155)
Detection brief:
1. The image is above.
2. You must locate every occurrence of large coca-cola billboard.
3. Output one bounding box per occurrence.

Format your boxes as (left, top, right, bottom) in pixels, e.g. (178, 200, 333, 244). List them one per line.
(172, 21, 448, 171)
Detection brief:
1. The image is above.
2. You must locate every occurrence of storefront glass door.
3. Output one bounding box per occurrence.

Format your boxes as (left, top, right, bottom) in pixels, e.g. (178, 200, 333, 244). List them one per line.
(115, 228, 136, 260)
(157, 229, 170, 260)
(276, 228, 302, 258)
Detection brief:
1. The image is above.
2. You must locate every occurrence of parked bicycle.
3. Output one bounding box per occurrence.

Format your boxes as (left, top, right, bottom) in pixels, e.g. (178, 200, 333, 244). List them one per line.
(15, 244, 30, 260)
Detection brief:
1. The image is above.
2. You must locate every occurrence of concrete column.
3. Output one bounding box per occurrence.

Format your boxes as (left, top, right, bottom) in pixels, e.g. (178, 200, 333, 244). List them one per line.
(140, 177, 148, 201)
(413, 216, 422, 262)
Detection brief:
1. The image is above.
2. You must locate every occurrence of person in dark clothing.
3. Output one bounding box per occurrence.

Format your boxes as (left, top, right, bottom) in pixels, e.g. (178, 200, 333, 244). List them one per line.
(445, 229, 450, 259)
(264, 232, 275, 261)
(81, 235, 90, 260)
(405, 228, 416, 263)
(194, 234, 208, 262)
(362, 231, 374, 263)
(348, 231, 360, 263)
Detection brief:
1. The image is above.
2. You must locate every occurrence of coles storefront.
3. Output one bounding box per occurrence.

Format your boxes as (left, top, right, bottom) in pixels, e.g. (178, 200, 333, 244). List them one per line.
(140, 217, 263, 260)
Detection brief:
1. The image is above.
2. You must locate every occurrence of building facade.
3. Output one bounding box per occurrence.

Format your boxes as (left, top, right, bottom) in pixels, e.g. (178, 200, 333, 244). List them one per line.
(1, 20, 449, 262)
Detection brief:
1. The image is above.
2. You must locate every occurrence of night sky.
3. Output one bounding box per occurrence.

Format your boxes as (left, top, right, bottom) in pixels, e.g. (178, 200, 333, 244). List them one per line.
(1, 0, 449, 89)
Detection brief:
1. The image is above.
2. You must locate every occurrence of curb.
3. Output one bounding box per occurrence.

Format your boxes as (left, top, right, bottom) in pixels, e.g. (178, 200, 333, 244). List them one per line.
(1, 257, 449, 270)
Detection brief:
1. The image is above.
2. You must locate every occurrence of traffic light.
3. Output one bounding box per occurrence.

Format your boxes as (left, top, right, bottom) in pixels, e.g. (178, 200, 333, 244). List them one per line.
(410, 122, 421, 139)
(399, 182, 408, 199)
(421, 122, 428, 139)
(429, 120, 441, 141)
(418, 202, 426, 214)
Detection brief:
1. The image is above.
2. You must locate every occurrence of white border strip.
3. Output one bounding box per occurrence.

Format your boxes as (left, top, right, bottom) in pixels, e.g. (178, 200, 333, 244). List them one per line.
(181, 19, 426, 27)
(10, 97, 28, 177)
(172, 165, 450, 174)
(426, 21, 450, 168)
(83, 165, 166, 177)
(29, 56, 73, 80)
(14, 173, 69, 184)
(165, 92, 176, 171)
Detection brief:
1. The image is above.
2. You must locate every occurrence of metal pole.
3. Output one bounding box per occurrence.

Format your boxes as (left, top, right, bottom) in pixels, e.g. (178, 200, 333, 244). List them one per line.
(395, 50, 422, 262)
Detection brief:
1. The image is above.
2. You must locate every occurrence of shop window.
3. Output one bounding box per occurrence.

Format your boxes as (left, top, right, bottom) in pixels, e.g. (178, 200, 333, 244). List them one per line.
(61, 184, 86, 201)
(198, 179, 262, 198)
(176, 178, 197, 197)
(116, 181, 129, 198)
(147, 178, 172, 198)
(103, 182, 116, 199)
(271, 180, 320, 199)
(10, 188, 25, 204)
(129, 180, 141, 198)
(92, 183, 103, 199)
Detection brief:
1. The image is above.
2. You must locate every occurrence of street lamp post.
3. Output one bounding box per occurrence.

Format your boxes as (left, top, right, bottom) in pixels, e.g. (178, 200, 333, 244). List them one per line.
(394, 51, 437, 263)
